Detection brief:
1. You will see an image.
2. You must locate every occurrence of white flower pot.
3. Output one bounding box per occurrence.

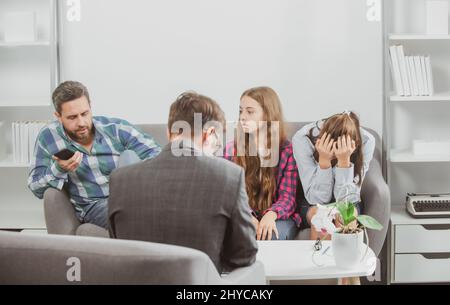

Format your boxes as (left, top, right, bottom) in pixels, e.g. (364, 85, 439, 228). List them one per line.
(332, 230, 365, 269)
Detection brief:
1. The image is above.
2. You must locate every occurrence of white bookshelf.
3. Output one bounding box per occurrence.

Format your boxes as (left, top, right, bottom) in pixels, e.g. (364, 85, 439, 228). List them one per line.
(0, 208, 46, 230)
(390, 92, 450, 102)
(386, 0, 450, 205)
(0, 97, 51, 107)
(390, 149, 450, 163)
(0, 0, 58, 230)
(389, 34, 450, 40)
(0, 155, 30, 168)
(0, 165, 48, 229)
(0, 40, 50, 47)
(385, 0, 450, 284)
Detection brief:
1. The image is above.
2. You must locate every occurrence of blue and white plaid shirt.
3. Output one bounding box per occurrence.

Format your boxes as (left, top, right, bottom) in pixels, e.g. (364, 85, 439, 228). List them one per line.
(28, 116, 161, 213)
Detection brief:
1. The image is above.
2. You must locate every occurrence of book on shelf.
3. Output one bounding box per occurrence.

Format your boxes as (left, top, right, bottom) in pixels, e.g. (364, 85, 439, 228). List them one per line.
(407, 56, 419, 96)
(425, 56, 434, 96)
(396, 45, 411, 96)
(10, 121, 48, 164)
(414, 56, 425, 96)
(21, 122, 27, 163)
(389, 45, 404, 96)
(420, 56, 429, 95)
(389, 45, 435, 97)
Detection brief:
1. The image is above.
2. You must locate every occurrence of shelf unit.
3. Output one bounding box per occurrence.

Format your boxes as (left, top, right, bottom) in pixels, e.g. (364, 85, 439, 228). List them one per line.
(0, 97, 53, 107)
(0, 40, 50, 47)
(0, 156, 30, 168)
(385, 0, 450, 203)
(385, 0, 450, 284)
(389, 34, 450, 40)
(389, 206, 450, 284)
(390, 149, 450, 163)
(390, 92, 450, 101)
(0, 0, 58, 230)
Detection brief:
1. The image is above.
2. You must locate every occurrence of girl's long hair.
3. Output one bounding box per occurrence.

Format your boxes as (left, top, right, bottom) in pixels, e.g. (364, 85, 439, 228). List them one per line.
(308, 111, 364, 186)
(233, 87, 286, 212)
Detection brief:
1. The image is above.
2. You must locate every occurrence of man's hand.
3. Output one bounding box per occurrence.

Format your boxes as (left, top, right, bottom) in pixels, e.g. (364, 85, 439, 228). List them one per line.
(52, 151, 83, 172)
(257, 211, 279, 240)
(333, 135, 356, 168)
(316, 132, 335, 169)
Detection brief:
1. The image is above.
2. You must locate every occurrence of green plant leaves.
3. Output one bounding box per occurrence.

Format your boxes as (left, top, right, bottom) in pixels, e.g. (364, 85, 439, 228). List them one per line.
(322, 201, 384, 233)
(357, 215, 383, 231)
(333, 201, 383, 231)
(335, 202, 355, 226)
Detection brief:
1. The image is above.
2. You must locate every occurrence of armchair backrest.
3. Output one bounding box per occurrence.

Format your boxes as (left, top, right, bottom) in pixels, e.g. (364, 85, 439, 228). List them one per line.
(0, 231, 222, 285)
(136, 122, 381, 163)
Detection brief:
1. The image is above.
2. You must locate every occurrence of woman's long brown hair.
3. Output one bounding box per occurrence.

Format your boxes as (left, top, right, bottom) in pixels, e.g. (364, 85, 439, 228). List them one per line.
(234, 87, 286, 212)
(308, 112, 364, 186)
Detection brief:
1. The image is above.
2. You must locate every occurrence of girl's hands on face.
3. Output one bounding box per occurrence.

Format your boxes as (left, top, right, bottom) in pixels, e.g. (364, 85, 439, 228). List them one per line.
(333, 134, 356, 168)
(315, 132, 335, 169)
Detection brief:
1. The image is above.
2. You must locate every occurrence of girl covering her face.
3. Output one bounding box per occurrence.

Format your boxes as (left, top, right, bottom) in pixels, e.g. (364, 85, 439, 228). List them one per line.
(292, 111, 375, 241)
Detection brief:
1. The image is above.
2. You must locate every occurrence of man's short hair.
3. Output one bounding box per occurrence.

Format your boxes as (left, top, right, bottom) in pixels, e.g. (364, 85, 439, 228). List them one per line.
(168, 91, 226, 137)
(52, 81, 91, 113)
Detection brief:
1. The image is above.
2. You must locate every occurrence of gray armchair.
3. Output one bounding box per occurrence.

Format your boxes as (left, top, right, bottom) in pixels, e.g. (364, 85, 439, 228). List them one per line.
(42, 125, 167, 237)
(358, 127, 391, 257)
(0, 231, 265, 285)
(44, 188, 109, 238)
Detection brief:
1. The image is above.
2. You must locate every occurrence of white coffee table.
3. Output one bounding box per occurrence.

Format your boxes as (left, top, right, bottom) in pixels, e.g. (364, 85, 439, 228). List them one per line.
(256, 240, 377, 283)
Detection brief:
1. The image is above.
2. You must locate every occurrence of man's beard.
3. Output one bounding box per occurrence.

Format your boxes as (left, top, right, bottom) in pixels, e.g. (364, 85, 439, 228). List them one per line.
(66, 125, 93, 143)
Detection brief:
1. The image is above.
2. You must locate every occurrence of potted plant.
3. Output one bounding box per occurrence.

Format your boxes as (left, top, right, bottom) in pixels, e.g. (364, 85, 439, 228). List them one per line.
(311, 201, 383, 269)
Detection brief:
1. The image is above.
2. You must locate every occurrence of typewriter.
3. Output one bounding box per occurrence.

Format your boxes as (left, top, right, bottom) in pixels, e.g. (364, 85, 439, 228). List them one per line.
(406, 193, 450, 218)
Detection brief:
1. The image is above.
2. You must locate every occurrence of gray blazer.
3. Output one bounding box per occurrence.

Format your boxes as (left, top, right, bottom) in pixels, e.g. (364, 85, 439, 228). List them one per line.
(108, 142, 258, 273)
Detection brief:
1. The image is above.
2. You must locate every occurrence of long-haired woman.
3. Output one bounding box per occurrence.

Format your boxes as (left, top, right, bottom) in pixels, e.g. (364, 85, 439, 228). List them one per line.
(224, 87, 301, 240)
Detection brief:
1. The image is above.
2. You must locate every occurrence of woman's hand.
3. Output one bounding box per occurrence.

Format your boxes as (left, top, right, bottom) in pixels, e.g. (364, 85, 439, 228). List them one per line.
(251, 216, 260, 232)
(315, 132, 335, 169)
(333, 135, 356, 168)
(257, 211, 279, 240)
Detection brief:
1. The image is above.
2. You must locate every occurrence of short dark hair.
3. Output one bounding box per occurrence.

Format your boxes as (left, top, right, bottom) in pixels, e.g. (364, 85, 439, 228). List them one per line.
(168, 91, 226, 137)
(52, 81, 91, 113)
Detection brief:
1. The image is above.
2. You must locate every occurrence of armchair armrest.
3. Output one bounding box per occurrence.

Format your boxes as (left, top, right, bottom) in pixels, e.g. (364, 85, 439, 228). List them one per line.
(361, 158, 391, 257)
(220, 261, 266, 285)
(76, 224, 109, 238)
(44, 188, 80, 235)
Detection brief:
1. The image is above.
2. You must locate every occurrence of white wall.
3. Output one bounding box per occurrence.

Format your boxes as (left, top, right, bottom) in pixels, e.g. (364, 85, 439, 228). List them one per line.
(59, 0, 383, 134)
